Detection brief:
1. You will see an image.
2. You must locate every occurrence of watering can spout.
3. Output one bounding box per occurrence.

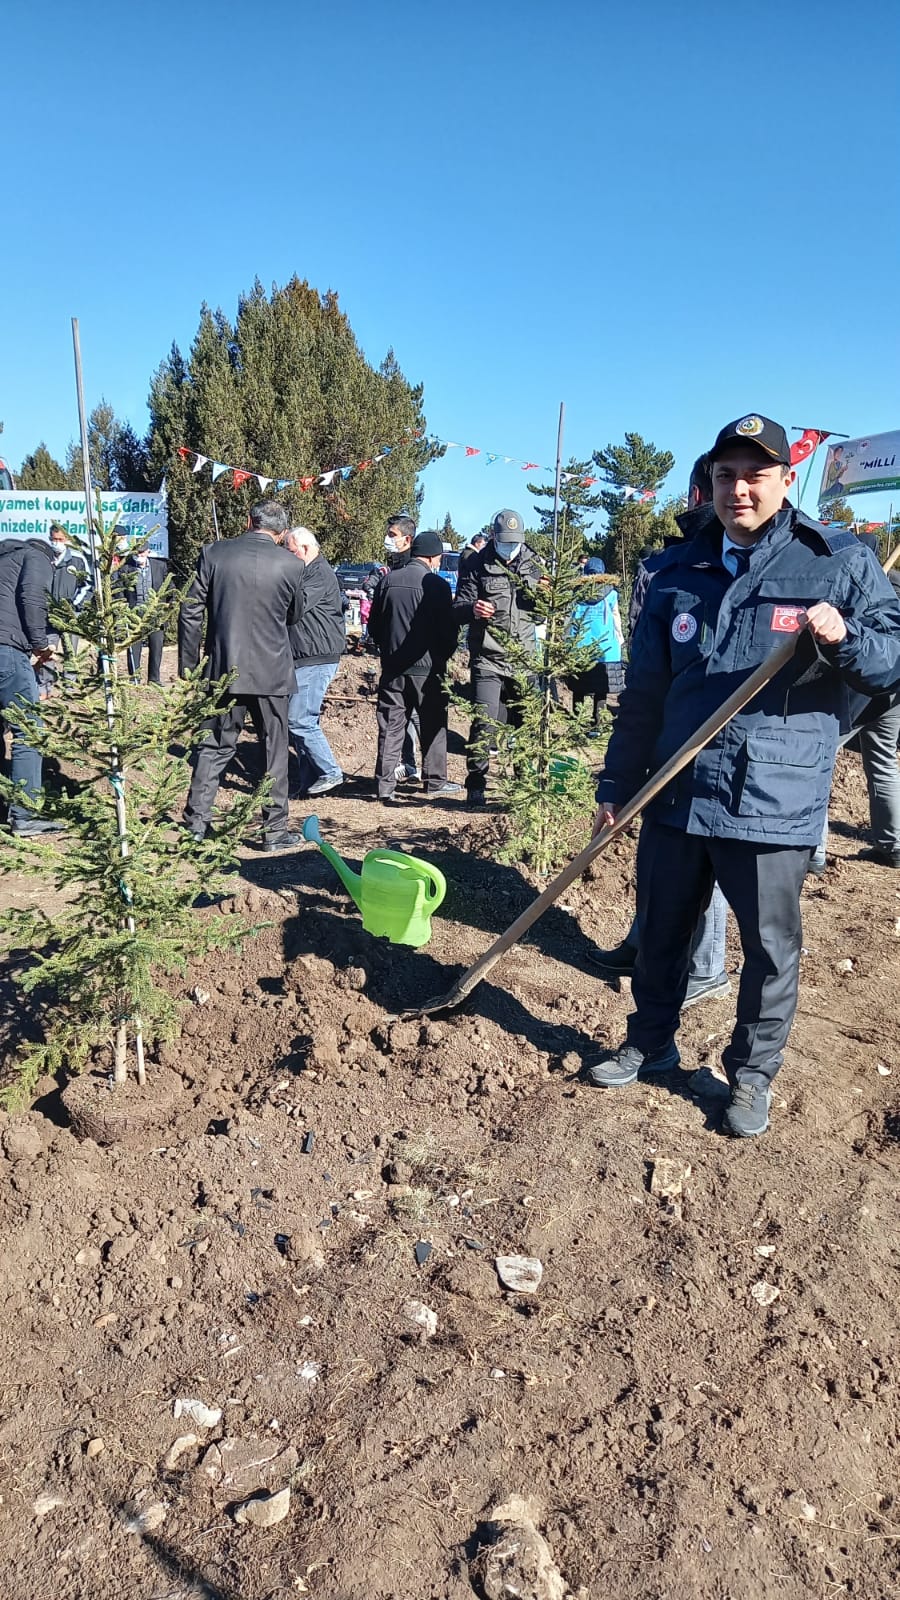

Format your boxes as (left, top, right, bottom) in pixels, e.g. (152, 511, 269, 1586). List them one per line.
(302, 814, 365, 910)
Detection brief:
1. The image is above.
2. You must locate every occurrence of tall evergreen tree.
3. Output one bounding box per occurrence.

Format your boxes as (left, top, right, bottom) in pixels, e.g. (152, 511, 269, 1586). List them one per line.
(17, 443, 69, 489)
(592, 432, 676, 581)
(146, 278, 434, 577)
(526, 457, 604, 548)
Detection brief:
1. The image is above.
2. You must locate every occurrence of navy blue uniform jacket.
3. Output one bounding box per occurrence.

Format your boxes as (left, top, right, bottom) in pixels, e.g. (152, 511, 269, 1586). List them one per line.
(597, 509, 900, 847)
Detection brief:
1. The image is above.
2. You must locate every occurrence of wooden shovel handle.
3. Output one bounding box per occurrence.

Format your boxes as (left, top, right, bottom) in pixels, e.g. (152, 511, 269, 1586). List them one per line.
(414, 628, 803, 1015)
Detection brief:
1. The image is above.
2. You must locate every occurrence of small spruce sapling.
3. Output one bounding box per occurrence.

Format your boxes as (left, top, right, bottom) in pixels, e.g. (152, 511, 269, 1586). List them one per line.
(0, 507, 265, 1106)
(462, 520, 609, 875)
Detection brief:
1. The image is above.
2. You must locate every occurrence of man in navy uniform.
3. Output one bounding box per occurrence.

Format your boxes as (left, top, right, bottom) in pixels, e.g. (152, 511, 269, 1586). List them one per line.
(587, 414, 900, 1137)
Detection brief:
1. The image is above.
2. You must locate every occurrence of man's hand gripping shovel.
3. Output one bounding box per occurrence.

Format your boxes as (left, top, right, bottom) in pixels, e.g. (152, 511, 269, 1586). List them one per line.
(403, 627, 806, 1019)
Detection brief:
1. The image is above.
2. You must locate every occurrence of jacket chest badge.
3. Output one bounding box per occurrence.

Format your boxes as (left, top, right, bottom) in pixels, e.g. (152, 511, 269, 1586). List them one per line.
(672, 612, 697, 642)
(771, 605, 804, 633)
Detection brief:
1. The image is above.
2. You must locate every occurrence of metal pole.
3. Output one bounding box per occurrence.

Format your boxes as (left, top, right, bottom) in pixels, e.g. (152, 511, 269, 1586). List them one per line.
(550, 402, 565, 559)
(211, 496, 221, 541)
(71, 318, 145, 1086)
(72, 319, 102, 603)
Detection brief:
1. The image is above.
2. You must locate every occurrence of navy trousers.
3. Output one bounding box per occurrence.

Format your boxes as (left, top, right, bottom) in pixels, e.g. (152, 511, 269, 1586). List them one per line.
(628, 816, 811, 1086)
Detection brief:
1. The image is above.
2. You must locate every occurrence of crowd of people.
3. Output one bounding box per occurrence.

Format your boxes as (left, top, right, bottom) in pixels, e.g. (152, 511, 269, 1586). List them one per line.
(2, 409, 900, 1139)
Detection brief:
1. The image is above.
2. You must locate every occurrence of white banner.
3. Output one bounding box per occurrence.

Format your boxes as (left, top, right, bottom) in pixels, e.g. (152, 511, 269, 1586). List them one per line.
(0, 489, 168, 556)
(818, 430, 900, 505)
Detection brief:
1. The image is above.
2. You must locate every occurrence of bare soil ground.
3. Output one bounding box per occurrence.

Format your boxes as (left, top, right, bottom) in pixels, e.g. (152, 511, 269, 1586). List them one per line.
(0, 651, 898, 1600)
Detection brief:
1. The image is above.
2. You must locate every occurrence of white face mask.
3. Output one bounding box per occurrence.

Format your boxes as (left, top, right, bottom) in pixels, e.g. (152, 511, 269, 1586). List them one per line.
(384, 535, 402, 554)
(494, 540, 521, 561)
(50, 543, 66, 563)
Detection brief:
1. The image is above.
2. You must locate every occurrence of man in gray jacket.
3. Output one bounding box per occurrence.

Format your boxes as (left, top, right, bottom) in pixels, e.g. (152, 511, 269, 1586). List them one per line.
(179, 501, 304, 851)
(453, 508, 545, 806)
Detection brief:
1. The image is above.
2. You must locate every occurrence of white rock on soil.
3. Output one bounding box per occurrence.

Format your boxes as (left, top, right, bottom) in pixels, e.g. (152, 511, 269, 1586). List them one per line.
(233, 1486, 291, 1528)
(163, 1433, 200, 1470)
(85, 1438, 105, 1460)
(783, 1490, 817, 1522)
(495, 1255, 543, 1295)
(75, 1246, 102, 1268)
(750, 1280, 780, 1307)
(33, 1492, 65, 1517)
(649, 1158, 692, 1200)
(125, 1501, 168, 1534)
(470, 1494, 571, 1600)
(172, 1397, 222, 1429)
(402, 1299, 438, 1338)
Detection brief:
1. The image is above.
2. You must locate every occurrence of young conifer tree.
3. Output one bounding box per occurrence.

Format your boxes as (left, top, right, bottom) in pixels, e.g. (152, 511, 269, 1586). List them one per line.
(0, 508, 263, 1106)
(464, 516, 611, 875)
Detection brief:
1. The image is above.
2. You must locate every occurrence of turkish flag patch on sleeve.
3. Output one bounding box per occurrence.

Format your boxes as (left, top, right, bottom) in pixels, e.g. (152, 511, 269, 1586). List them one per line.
(771, 605, 805, 632)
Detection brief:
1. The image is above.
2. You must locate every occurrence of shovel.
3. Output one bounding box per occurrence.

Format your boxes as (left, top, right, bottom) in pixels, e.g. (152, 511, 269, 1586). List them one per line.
(405, 629, 805, 1018)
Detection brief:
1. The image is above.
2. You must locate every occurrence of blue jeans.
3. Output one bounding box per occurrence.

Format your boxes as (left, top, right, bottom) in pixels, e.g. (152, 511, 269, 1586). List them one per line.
(0, 645, 42, 825)
(288, 662, 340, 791)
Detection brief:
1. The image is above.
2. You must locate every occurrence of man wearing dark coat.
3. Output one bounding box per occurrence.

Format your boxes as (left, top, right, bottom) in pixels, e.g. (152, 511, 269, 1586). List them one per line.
(178, 501, 304, 851)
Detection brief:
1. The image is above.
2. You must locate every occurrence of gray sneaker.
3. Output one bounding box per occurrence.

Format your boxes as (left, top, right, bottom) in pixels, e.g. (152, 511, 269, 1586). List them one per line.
(305, 772, 343, 797)
(586, 1041, 680, 1088)
(724, 1082, 772, 1138)
(682, 972, 732, 1009)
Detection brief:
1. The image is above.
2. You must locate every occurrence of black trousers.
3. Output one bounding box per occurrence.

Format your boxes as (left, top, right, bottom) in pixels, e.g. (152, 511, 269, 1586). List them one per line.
(127, 632, 164, 684)
(375, 673, 447, 797)
(628, 816, 811, 1086)
(466, 667, 522, 789)
(184, 694, 290, 836)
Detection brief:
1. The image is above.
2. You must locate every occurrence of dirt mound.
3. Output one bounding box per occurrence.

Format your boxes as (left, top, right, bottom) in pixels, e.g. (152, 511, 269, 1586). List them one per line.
(0, 655, 897, 1599)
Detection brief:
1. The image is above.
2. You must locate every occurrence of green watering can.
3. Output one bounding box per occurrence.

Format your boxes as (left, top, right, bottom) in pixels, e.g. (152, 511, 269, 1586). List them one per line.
(302, 815, 447, 948)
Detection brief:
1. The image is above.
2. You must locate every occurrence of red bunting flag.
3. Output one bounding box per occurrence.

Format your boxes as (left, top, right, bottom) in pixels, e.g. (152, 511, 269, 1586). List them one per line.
(581, 476, 597, 486)
(465, 447, 481, 457)
(177, 446, 192, 460)
(232, 469, 251, 491)
(639, 490, 656, 502)
(356, 460, 373, 472)
(790, 428, 831, 466)
(300, 476, 315, 491)
(522, 461, 539, 471)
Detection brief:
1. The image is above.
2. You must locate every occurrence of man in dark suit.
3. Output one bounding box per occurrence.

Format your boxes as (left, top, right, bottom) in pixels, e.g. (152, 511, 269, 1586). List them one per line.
(367, 530, 462, 803)
(123, 546, 169, 685)
(178, 500, 305, 851)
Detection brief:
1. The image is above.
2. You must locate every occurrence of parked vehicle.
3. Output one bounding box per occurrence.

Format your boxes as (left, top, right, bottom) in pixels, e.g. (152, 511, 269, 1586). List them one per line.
(335, 561, 385, 599)
(439, 548, 460, 595)
(0, 458, 15, 491)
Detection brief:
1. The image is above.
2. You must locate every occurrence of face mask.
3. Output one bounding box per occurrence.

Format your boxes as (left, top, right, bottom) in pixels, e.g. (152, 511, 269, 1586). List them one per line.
(494, 540, 521, 561)
(135, 553, 149, 565)
(50, 543, 66, 562)
(384, 536, 402, 553)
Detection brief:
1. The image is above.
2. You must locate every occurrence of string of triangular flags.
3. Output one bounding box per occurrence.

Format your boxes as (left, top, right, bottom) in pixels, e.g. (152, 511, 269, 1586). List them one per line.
(176, 431, 656, 501)
(437, 439, 655, 499)
(176, 427, 425, 493)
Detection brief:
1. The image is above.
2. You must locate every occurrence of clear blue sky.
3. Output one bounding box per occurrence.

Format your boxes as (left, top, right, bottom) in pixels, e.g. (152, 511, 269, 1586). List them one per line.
(3, 0, 898, 532)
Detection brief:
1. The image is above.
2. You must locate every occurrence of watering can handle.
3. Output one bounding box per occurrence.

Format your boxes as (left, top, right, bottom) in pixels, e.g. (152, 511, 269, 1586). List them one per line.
(419, 863, 445, 902)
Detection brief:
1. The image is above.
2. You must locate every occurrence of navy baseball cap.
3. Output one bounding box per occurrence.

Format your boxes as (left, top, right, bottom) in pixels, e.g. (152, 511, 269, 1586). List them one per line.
(709, 415, 791, 467)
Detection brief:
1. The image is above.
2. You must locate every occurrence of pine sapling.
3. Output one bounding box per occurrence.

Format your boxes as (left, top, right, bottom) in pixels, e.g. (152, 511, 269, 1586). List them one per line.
(0, 508, 265, 1106)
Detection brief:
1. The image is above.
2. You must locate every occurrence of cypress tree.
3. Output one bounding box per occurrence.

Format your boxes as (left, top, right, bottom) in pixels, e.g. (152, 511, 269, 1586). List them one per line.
(147, 278, 433, 577)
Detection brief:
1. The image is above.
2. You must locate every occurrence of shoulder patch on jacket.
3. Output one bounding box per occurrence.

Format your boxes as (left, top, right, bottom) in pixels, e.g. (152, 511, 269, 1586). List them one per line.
(818, 526, 858, 553)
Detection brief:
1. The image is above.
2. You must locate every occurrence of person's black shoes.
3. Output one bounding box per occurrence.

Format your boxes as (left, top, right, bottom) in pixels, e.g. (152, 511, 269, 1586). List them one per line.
(682, 971, 732, 1009)
(11, 818, 66, 837)
(586, 939, 638, 977)
(723, 1082, 772, 1138)
(263, 830, 302, 852)
(466, 787, 487, 809)
(585, 1041, 680, 1088)
(858, 846, 900, 869)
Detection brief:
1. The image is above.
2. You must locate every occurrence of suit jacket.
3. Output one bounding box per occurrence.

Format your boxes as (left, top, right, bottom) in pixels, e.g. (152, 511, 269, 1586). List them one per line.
(178, 532, 304, 696)
(123, 554, 169, 612)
